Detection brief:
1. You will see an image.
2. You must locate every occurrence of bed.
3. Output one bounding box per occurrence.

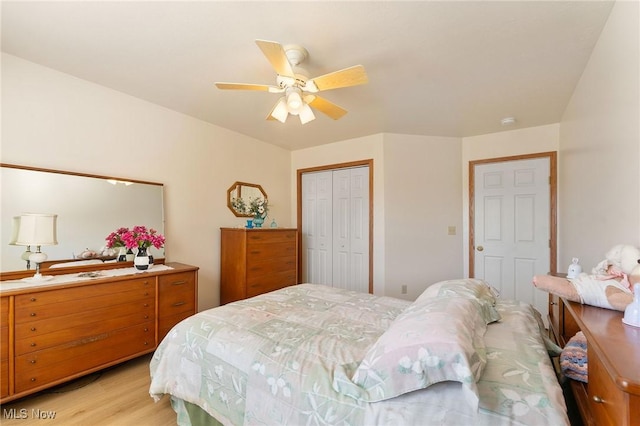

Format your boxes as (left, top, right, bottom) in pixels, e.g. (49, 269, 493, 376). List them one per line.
(149, 280, 569, 425)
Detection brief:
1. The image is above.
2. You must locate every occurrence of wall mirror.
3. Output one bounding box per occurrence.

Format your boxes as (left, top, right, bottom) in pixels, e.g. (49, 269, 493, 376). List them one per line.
(1, 164, 165, 272)
(227, 181, 267, 217)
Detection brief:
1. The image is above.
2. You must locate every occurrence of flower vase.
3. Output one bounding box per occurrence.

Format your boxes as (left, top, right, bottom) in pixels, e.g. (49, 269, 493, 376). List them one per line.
(253, 217, 264, 228)
(246, 219, 253, 229)
(126, 249, 135, 262)
(134, 247, 150, 270)
(117, 247, 127, 262)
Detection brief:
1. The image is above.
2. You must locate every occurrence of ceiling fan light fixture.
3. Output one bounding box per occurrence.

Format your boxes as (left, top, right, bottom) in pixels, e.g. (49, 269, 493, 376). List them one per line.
(298, 103, 315, 124)
(271, 97, 288, 123)
(286, 88, 303, 112)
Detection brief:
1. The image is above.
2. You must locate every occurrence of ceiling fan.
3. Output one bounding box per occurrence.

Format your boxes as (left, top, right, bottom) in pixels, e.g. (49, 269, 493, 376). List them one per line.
(215, 40, 368, 124)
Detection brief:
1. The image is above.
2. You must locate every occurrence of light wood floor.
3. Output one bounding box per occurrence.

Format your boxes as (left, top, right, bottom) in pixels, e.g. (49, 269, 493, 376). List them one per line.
(0, 354, 177, 425)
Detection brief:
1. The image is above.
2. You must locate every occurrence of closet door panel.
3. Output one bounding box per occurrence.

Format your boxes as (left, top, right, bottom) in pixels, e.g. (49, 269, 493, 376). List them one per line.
(302, 171, 332, 285)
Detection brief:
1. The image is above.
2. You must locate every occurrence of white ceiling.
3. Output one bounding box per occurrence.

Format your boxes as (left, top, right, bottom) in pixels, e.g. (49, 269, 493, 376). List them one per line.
(1, 1, 615, 151)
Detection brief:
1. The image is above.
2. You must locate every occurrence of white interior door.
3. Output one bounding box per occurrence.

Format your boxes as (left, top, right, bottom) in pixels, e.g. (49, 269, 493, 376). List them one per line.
(473, 157, 550, 318)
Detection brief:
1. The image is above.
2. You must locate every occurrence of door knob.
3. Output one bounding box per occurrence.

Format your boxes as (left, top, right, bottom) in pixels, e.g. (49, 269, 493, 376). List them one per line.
(477, 246, 484, 252)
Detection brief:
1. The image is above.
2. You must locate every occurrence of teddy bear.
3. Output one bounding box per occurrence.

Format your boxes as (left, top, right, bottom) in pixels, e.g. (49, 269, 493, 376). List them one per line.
(532, 244, 640, 311)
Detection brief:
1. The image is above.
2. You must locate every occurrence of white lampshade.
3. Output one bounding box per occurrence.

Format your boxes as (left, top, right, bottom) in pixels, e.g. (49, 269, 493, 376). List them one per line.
(8, 216, 21, 245)
(15, 214, 58, 247)
(298, 103, 316, 124)
(271, 97, 289, 123)
(286, 89, 303, 111)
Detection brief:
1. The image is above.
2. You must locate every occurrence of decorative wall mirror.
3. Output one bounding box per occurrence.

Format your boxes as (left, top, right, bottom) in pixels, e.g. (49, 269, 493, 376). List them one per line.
(227, 181, 267, 217)
(1, 163, 165, 273)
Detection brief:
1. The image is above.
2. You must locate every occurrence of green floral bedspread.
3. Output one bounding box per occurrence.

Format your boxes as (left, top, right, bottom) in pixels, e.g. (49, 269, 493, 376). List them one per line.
(149, 284, 568, 425)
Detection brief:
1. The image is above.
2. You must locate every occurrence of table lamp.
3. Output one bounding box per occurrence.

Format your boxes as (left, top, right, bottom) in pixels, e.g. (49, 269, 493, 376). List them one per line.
(14, 213, 58, 281)
(9, 216, 33, 269)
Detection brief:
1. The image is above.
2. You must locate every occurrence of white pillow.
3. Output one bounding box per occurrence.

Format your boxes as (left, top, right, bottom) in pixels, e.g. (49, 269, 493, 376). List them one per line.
(333, 297, 487, 409)
(417, 278, 501, 323)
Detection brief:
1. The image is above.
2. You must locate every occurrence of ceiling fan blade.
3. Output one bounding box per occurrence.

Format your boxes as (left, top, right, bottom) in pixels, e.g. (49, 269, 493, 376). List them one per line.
(306, 65, 368, 92)
(307, 95, 348, 120)
(255, 40, 295, 77)
(215, 82, 283, 93)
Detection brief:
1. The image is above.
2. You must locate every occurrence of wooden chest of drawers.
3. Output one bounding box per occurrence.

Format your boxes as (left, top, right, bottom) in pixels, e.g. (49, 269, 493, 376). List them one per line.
(0, 262, 198, 403)
(549, 295, 640, 425)
(220, 228, 298, 304)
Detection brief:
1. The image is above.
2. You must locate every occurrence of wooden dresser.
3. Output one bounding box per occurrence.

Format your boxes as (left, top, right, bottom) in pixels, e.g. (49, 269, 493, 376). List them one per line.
(548, 295, 640, 425)
(0, 262, 198, 403)
(220, 228, 298, 304)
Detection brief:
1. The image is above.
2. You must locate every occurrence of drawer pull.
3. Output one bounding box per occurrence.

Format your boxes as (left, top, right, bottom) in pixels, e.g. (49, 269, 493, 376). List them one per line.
(172, 301, 186, 307)
(30, 342, 36, 347)
(144, 292, 149, 296)
(30, 297, 37, 302)
(30, 313, 36, 317)
(171, 280, 187, 286)
(592, 395, 604, 403)
(143, 303, 149, 307)
(30, 378, 36, 382)
(30, 360, 36, 364)
(144, 327, 149, 332)
(144, 315, 149, 319)
(30, 327, 36, 332)
(549, 302, 556, 306)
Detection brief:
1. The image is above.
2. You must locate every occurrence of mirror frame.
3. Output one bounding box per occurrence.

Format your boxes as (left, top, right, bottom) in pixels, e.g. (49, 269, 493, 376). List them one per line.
(226, 181, 267, 217)
(0, 163, 165, 279)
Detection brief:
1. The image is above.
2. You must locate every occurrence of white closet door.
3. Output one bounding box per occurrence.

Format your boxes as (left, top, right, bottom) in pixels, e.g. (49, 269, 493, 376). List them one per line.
(301, 166, 369, 293)
(301, 171, 332, 285)
(332, 167, 369, 292)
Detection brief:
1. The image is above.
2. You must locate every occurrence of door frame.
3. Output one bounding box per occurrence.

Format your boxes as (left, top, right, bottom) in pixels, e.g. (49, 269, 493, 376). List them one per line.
(296, 159, 374, 293)
(469, 151, 557, 277)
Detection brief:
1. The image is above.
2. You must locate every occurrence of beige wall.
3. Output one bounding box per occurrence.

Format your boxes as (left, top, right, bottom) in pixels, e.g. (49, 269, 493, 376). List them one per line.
(558, 0, 640, 270)
(383, 134, 462, 300)
(461, 124, 560, 275)
(1, 53, 293, 310)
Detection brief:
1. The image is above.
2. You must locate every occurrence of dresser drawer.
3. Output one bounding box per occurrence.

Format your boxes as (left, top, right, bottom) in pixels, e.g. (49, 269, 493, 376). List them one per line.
(247, 241, 296, 261)
(0, 297, 8, 326)
(0, 326, 7, 362)
(0, 358, 8, 399)
(15, 298, 154, 341)
(14, 277, 153, 310)
(159, 311, 193, 341)
(15, 306, 154, 355)
(246, 230, 296, 244)
(588, 347, 625, 426)
(158, 272, 196, 318)
(247, 271, 297, 298)
(246, 255, 296, 278)
(15, 286, 154, 324)
(15, 321, 154, 393)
